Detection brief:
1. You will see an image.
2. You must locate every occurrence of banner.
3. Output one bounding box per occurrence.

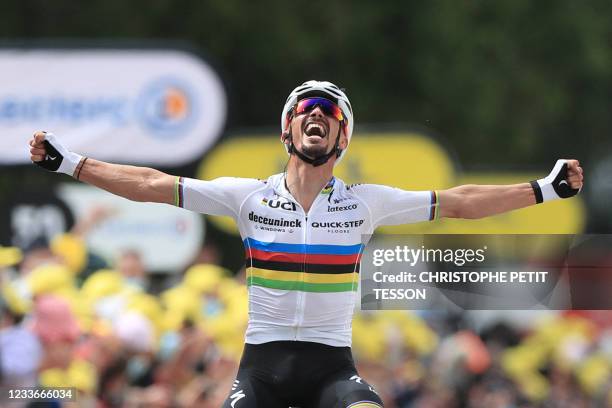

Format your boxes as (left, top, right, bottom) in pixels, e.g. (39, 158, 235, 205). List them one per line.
(0, 48, 226, 165)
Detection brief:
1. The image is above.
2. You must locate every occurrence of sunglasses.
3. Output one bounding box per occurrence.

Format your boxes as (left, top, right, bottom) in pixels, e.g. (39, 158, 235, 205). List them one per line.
(293, 97, 345, 122)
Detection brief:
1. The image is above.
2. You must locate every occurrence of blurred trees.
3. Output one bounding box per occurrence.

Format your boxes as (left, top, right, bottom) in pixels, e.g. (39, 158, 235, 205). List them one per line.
(1, 0, 611, 166)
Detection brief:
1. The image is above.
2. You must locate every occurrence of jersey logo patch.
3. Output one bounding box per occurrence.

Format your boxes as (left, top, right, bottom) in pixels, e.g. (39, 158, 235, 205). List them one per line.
(327, 203, 358, 212)
(261, 197, 297, 211)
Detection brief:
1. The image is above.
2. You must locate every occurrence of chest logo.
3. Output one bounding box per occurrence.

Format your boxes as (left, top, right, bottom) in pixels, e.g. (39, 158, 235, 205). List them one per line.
(261, 197, 297, 211)
(327, 203, 358, 212)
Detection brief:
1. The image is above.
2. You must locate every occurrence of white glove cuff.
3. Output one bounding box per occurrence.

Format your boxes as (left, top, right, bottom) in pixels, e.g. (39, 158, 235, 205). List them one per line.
(535, 178, 559, 202)
(532, 159, 577, 203)
(58, 151, 83, 177)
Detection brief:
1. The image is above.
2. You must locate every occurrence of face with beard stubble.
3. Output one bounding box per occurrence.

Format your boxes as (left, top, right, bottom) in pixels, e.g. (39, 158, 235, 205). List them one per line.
(288, 104, 347, 160)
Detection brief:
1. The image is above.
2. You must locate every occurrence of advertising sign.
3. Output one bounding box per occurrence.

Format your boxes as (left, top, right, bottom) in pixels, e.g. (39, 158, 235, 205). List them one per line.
(0, 49, 226, 165)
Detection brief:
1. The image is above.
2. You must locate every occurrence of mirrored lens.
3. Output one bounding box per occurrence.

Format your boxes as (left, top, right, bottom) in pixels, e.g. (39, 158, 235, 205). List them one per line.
(295, 98, 344, 121)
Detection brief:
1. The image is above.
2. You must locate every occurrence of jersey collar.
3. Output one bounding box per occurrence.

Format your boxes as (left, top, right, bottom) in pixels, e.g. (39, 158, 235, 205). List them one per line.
(272, 173, 337, 199)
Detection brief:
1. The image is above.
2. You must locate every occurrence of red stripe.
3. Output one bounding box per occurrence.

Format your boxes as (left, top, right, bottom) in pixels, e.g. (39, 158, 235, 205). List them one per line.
(246, 248, 361, 265)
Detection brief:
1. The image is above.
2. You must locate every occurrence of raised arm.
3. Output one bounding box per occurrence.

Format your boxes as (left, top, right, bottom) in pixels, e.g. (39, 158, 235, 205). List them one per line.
(29, 131, 176, 204)
(438, 159, 583, 219)
(75, 158, 175, 204)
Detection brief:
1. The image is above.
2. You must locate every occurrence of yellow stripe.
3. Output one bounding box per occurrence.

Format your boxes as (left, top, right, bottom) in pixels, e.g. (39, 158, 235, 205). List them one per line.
(248, 267, 357, 284)
(348, 403, 382, 408)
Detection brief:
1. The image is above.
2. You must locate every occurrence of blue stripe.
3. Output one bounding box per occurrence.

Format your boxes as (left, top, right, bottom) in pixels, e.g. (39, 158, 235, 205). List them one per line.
(244, 237, 363, 255)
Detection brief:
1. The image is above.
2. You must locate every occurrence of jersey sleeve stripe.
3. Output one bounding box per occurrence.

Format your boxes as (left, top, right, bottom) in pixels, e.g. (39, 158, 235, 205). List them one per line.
(174, 176, 185, 208)
(429, 190, 439, 221)
(244, 237, 363, 255)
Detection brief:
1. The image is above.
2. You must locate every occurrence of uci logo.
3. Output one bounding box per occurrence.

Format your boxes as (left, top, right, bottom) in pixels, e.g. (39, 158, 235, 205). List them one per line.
(261, 197, 297, 211)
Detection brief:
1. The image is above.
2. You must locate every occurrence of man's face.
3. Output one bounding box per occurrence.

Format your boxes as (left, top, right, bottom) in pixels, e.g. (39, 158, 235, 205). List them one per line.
(288, 100, 347, 159)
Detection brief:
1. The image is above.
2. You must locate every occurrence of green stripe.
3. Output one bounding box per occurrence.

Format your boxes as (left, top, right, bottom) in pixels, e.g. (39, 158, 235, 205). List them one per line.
(174, 176, 180, 207)
(247, 277, 357, 293)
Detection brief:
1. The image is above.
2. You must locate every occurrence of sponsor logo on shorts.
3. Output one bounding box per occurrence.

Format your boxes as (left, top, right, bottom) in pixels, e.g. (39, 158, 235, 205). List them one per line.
(229, 380, 246, 407)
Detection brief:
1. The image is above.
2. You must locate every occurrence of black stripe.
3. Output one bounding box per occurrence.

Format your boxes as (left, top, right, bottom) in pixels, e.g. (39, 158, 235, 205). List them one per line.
(178, 177, 184, 208)
(530, 180, 543, 204)
(246, 258, 359, 274)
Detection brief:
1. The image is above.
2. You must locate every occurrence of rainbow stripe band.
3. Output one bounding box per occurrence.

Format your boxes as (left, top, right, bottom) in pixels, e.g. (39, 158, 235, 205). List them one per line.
(244, 237, 362, 293)
(321, 176, 336, 194)
(246, 273, 357, 292)
(246, 248, 361, 265)
(247, 257, 359, 274)
(244, 238, 363, 255)
(174, 176, 184, 208)
(429, 190, 439, 221)
(248, 268, 355, 284)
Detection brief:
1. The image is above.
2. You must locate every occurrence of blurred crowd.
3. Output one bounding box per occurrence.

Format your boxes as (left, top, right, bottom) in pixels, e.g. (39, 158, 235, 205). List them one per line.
(1, 216, 612, 407)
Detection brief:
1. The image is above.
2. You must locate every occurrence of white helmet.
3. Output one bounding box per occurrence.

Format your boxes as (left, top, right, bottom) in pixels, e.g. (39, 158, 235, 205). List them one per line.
(281, 80, 354, 164)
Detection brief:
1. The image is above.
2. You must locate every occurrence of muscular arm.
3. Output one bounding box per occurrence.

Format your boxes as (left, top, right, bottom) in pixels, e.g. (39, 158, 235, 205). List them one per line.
(438, 159, 583, 219)
(438, 183, 535, 219)
(77, 158, 176, 205)
(29, 131, 176, 205)
(30, 131, 263, 217)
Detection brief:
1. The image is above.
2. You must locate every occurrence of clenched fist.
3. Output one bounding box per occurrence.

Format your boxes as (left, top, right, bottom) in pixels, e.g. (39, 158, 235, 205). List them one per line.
(532, 159, 583, 203)
(565, 159, 584, 191)
(29, 131, 83, 176)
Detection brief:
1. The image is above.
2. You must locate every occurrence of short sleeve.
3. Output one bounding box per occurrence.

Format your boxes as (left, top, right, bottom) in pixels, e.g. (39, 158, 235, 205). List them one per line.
(176, 176, 264, 218)
(350, 184, 438, 228)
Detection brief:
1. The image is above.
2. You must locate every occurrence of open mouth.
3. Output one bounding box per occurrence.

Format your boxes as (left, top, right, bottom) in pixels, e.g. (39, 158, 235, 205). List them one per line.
(303, 121, 328, 138)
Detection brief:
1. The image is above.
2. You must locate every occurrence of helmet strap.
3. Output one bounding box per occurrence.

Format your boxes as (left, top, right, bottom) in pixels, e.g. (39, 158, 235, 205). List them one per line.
(288, 127, 342, 167)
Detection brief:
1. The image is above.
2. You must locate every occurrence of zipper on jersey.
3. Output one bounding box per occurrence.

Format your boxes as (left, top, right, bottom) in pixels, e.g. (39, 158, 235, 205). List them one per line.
(277, 176, 333, 341)
(294, 192, 327, 340)
(278, 194, 306, 340)
(294, 214, 307, 340)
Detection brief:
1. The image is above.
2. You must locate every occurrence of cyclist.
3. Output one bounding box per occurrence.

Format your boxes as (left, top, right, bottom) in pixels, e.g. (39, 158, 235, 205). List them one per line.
(29, 80, 583, 407)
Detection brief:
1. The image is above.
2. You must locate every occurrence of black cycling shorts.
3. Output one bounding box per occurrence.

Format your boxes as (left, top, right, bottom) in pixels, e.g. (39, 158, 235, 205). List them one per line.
(221, 341, 383, 408)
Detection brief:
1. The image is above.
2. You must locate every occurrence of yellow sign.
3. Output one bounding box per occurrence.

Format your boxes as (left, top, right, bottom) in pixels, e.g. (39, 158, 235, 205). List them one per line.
(197, 132, 584, 234)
